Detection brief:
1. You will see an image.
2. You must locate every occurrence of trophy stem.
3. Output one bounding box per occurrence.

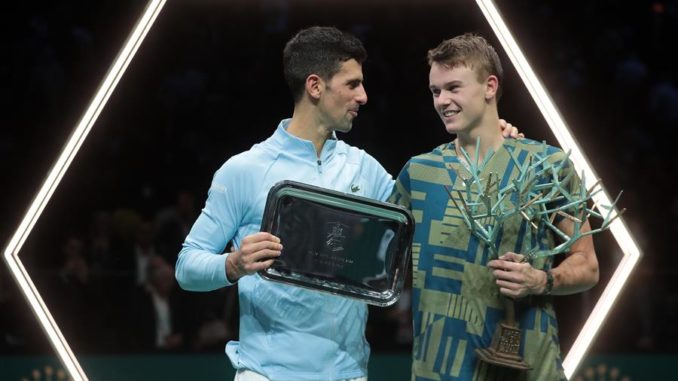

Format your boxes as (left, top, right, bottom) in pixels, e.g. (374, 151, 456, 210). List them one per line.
(504, 296, 516, 325)
(475, 297, 531, 370)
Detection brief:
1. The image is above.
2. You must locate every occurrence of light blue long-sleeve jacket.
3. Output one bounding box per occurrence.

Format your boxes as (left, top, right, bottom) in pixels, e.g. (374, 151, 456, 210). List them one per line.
(175, 119, 394, 381)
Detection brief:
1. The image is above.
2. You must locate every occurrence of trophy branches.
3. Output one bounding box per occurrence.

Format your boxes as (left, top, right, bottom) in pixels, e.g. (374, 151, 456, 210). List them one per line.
(445, 139, 624, 261)
(445, 139, 624, 370)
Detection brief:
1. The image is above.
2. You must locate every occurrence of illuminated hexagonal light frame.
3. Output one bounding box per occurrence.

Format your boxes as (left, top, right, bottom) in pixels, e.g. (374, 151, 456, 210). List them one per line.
(475, 0, 641, 378)
(2, 0, 641, 380)
(3, 1, 166, 380)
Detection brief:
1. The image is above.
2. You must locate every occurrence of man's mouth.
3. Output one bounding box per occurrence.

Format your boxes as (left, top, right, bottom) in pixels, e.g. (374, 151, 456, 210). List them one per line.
(442, 109, 460, 118)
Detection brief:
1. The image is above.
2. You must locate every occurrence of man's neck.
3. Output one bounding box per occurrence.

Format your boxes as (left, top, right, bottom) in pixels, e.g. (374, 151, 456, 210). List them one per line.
(454, 115, 504, 164)
(287, 105, 333, 157)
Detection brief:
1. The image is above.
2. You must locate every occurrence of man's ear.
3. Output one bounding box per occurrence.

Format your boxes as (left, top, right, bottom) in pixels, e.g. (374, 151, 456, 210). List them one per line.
(306, 74, 324, 100)
(485, 74, 499, 101)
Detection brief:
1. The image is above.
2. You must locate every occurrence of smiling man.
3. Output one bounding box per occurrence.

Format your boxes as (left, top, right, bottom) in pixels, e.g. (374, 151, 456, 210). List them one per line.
(390, 33, 599, 380)
(175, 26, 393, 381)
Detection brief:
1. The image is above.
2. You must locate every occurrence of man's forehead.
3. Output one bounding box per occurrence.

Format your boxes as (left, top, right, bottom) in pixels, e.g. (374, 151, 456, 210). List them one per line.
(430, 63, 474, 82)
(338, 59, 363, 72)
(332, 59, 364, 80)
(431, 61, 475, 73)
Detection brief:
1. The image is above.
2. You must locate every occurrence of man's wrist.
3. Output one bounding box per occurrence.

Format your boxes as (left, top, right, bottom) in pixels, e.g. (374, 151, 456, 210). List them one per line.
(542, 269, 554, 295)
(225, 253, 239, 283)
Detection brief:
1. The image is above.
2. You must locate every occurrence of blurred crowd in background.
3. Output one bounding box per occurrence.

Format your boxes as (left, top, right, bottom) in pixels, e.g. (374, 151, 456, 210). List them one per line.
(1, 0, 676, 358)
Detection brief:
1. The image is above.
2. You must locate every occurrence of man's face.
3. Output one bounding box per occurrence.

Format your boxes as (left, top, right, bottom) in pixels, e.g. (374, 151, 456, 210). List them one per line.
(318, 59, 368, 133)
(429, 62, 490, 135)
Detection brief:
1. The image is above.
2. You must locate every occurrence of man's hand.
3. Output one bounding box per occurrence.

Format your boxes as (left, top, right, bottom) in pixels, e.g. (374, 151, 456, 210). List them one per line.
(226, 232, 282, 282)
(499, 119, 525, 139)
(487, 252, 546, 299)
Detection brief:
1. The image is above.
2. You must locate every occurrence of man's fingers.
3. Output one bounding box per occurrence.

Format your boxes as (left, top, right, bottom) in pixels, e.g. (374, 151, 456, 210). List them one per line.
(242, 239, 283, 256)
(242, 258, 277, 274)
(241, 249, 282, 270)
(489, 259, 523, 274)
(493, 269, 523, 283)
(496, 279, 521, 291)
(487, 259, 503, 270)
(239, 250, 281, 273)
(242, 232, 281, 245)
(258, 259, 277, 271)
(499, 252, 524, 262)
(250, 249, 283, 263)
(499, 287, 519, 299)
(498, 119, 522, 138)
(499, 285, 529, 299)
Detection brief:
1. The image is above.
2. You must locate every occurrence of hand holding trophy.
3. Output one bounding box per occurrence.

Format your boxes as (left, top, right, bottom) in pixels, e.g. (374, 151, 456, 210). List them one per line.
(446, 139, 624, 370)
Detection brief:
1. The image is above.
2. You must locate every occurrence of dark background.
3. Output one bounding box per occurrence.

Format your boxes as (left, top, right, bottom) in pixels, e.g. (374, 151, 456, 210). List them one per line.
(1, 0, 675, 369)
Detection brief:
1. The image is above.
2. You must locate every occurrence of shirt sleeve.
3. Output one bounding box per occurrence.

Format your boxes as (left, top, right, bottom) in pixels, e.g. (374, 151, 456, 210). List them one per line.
(175, 161, 247, 291)
(362, 152, 395, 202)
(389, 161, 412, 210)
(545, 149, 582, 224)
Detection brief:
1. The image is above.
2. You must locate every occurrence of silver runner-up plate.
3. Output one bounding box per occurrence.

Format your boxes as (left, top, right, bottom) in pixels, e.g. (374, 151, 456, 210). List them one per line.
(259, 180, 414, 307)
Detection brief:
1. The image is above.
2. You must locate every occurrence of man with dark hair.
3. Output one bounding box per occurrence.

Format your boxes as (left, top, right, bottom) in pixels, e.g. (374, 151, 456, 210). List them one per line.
(176, 27, 521, 381)
(390, 33, 599, 380)
(283, 26, 367, 104)
(176, 26, 387, 381)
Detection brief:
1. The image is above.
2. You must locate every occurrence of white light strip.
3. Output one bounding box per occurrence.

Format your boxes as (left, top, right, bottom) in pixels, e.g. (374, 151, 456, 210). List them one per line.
(2, 1, 167, 380)
(475, 0, 642, 378)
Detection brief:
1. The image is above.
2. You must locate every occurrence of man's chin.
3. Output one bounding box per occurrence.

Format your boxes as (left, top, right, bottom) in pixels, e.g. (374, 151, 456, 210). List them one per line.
(444, 123, 461, 135)
(335, 123, 353, 134)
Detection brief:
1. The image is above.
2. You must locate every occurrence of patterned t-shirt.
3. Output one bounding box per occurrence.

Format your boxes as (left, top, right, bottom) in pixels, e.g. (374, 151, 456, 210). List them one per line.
(391, 138, 579, 381)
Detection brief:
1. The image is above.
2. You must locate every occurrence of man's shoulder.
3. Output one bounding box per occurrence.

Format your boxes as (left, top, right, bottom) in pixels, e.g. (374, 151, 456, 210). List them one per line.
(508, 138, 563, 155)
(213, 143, 275, 181)
(336, 139, 366, 156)
(335, 140, 381, 167)
(507, 138, 571, 165)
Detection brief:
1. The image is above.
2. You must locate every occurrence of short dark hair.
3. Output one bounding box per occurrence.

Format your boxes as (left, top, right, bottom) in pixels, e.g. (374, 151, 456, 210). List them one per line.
(283, 26, 367, 103)
(427, 33, 503, 100)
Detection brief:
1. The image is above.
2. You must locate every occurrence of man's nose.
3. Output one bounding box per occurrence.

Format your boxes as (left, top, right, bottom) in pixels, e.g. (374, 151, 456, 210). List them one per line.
(356, 85, 368, 105)
(436, 92, 451, 106)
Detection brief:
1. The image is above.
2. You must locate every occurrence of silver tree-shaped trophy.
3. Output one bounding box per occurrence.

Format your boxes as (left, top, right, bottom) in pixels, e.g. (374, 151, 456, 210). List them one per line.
(445, 139, 624, 370)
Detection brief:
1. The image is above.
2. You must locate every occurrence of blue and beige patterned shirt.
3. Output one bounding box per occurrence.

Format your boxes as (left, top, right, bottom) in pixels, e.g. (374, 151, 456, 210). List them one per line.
(391, 138, 576, 381)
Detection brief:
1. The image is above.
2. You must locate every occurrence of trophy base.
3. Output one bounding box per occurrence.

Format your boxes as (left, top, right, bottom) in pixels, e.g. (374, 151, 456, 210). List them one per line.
(475, 347, 530, 370)
(476, 322, 531, 370)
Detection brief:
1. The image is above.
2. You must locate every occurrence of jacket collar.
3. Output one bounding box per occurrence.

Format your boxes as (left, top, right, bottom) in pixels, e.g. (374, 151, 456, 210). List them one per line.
(270, 119, 339, 162)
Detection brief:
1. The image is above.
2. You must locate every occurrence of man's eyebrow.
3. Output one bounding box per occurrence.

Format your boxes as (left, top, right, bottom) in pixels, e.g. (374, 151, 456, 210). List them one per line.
(430, 80, 462, 89)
